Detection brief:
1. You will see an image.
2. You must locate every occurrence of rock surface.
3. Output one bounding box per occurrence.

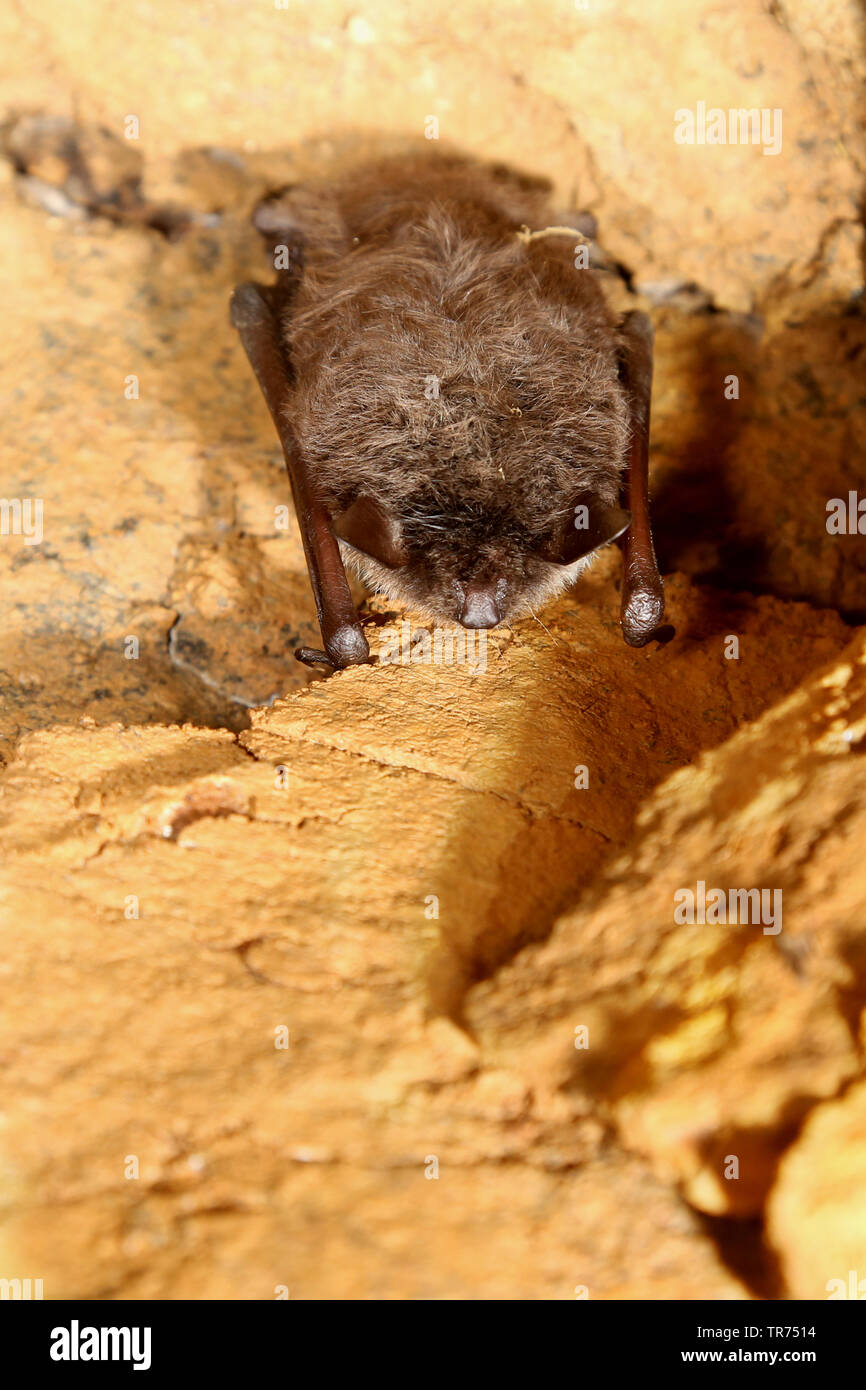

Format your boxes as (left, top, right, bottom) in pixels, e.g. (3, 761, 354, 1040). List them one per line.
(768, 1076, 866, 1301)
(0, 0, 864, 1300)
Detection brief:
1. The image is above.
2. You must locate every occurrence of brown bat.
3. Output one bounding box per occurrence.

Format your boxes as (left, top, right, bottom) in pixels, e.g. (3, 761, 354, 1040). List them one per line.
(231, 152, 664, 668)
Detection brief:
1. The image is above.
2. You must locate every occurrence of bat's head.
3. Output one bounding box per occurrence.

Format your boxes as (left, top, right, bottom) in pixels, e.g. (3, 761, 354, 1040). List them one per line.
(304, 336, 631, 629)
(334, 492, 631, 629)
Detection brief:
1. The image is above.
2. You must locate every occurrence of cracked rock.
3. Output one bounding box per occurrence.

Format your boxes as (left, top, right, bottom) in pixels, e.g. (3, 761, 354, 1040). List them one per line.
(1, 0, 864, 1301)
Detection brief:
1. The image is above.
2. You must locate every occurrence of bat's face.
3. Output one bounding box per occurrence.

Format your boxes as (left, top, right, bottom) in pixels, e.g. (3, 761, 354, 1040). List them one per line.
(335, 494, 631, 629)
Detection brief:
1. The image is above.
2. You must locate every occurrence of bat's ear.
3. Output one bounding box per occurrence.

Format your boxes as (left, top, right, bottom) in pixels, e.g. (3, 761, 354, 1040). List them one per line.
(334, 496, 409, 569)
(538, 500, 631, 566)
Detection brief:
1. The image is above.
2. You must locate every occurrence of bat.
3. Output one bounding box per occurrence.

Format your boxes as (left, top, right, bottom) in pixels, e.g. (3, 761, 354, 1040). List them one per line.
(231, 152, 664, 668)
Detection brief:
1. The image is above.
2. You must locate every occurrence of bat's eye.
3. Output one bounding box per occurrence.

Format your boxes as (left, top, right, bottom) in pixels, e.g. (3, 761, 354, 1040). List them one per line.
(334, 496, 408, 568)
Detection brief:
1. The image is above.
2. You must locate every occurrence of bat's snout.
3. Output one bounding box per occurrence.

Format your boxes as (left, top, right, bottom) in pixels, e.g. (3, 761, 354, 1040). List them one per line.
(459, 582, 503, 629)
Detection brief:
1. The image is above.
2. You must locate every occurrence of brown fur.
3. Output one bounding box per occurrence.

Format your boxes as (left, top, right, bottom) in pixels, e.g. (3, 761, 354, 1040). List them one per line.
(262, 152, 630, 625)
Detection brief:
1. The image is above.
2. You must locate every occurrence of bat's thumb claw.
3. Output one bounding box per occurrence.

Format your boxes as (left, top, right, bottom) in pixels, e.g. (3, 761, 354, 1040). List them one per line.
(294, 646, 332, 667)
(294, 625, 372, 670)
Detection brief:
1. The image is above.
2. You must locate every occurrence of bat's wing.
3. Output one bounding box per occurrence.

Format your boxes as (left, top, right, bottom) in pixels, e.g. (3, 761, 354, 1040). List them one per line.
(618, 310, 665, 645)
(230, 280, 369, 670)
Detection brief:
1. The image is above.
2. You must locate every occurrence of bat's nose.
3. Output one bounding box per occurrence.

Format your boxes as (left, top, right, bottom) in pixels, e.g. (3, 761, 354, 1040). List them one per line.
(459, 583, 503, 628)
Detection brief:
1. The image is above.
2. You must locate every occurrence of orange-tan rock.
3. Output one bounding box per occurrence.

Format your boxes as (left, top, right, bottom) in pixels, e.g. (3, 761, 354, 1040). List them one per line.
(0, 0, 864, 1301)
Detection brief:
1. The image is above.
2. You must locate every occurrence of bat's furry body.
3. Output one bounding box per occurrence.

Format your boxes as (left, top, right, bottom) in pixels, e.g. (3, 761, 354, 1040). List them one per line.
(259, 154, 632, 627)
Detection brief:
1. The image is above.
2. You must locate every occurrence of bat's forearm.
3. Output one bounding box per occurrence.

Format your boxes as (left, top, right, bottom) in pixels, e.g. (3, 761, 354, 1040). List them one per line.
(618, 310, 665, 647)
(230, 282, 369, 670)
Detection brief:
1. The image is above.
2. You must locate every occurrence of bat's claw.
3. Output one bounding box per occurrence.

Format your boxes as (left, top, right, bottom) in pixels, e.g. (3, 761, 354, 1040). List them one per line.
(294, 623, 372, 669)
(294, 646, 333, 667)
